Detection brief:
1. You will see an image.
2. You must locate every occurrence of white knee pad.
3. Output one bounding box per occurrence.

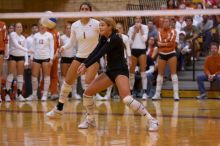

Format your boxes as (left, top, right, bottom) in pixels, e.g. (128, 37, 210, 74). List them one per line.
(171, 74, 178, 82)
(17, 75, 24, 90)
(6, 73, 14, 90)
(7, 74, 13, 83)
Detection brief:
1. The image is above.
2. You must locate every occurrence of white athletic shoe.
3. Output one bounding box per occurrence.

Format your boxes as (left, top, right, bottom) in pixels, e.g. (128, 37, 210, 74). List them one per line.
(5, 94, 11, 102)
(142, 93, 150, 100)
(103, 95, 110, 100)
(41, 95, 48, 101)
(78, 115, 96, 129)
(196, 93, 207, 100)
(96, 94, 105, 101)
(26, 94, 38, 101)
(174, 93, 180, 101)
(148, 119, 159, 132)
(46, 107, 64, 119)
(50, 94, 59, 100)
(16, 94, 26, 102)
(73, 93, 82, 100)
(152, 94, 161, 101)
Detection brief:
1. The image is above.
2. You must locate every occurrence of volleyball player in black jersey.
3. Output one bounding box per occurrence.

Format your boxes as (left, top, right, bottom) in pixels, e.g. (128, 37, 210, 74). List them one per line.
(77, 17, 159, 131)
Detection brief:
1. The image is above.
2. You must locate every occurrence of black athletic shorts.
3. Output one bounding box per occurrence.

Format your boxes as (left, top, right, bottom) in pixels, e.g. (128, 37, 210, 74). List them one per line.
(61, 57, 74, 64)
(74, 57, 86, 63)
(33, 58, 50, 64)
(105, 67, 129, 83)
(131, 49, 146, 58)
(74, 57, 100, 65)
(159, 52, 176, 61)
(8, 55, 25, 62)
(0, 50, 4, 55)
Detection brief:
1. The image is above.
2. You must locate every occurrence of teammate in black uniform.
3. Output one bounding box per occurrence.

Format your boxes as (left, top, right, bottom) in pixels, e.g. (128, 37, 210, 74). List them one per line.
(77, 17, 159, 131)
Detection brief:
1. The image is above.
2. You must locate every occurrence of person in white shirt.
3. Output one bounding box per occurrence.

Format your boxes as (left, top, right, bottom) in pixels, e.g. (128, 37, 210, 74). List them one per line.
(5, 22, 30, 102)
(46, 2, 100, 118)
(60, 23, 81, 100)
(26, 23, 54, 101)
(128, 16, 149, 99)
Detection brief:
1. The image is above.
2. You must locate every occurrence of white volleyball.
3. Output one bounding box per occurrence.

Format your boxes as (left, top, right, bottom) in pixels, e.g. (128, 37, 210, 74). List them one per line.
(40, 11, 57, 29)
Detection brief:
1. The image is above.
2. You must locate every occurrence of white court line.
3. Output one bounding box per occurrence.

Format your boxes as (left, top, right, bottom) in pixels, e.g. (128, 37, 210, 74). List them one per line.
(0, 9, 220, 19)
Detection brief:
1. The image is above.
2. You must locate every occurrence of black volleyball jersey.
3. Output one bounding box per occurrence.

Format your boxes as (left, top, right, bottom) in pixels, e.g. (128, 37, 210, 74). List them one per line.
(84, 32, 127, 70)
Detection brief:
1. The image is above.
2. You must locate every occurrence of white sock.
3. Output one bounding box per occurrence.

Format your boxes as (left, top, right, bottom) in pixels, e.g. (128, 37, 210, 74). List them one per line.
(31, 76, 38, 96)
(72, 81, 77, 95)
(43, 76, 50, 96)
(105, 85, 112, 97)
(81, 75, 86, 90)
(17, 75, 23, 92)
(123, 95, 154, 120)
(171, 74, 179, 97)
(154, 75, 163, 97)
(6, 73, 13, 91)
(83, 94, 95, 120)
(141, 72, 147, 91)
(129, 73, 135, 90)
(58, 81, 72, 103)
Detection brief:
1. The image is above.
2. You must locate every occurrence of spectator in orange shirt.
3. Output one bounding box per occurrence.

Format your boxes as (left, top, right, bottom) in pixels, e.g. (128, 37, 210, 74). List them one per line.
(196, 42, 220, 99)
(0, 21, 8, 101)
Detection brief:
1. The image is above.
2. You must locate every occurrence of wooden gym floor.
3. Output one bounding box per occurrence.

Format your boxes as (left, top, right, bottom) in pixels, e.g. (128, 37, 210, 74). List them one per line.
(0, 98, 220, 146)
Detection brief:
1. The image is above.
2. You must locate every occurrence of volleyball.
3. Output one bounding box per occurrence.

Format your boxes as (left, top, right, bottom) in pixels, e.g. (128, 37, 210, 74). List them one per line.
(40, 11, 57, 29)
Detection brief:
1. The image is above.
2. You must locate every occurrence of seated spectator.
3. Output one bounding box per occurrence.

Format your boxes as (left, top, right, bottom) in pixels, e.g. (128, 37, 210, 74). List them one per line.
(177, 31, 191, 71)
(197, 15, 213, 52)
(196, 42, 220, 99)
(182, 16, 200, 61)
(147, 20, 158, 40)
(146, 37, 158, 97)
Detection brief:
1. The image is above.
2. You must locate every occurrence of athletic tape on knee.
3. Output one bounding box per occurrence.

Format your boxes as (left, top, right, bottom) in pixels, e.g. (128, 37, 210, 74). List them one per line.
(129, 73, 135, 90)
(83, 94, 95, 117)
(83, 94, 94, 107)
(6, 73, 13, 90)
(123, 95, 149, 116)
(59, 81, 72, 103)
(141, 72, 147, 90)
(17, 75, 24, 91)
